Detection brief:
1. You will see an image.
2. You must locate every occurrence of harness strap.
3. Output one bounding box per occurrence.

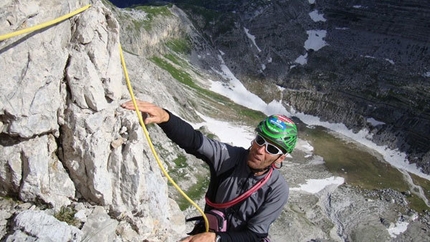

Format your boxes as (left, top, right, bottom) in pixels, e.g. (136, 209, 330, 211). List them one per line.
(205, 167, 273, 209)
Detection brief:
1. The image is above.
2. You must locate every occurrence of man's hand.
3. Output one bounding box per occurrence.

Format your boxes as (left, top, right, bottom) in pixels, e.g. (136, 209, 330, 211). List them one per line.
(179, 232, 217, 242)
(121, 100, 169, 124)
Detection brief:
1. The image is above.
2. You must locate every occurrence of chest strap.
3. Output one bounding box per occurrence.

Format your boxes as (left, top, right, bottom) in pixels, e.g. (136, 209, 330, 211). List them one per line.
(205, 167, 273, 209)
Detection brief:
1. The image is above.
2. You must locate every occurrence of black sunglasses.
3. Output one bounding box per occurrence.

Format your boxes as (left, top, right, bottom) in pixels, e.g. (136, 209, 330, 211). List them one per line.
(254, 135, 284, 155)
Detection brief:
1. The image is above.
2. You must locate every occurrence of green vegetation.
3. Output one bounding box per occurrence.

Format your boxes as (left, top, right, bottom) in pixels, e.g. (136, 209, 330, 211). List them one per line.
(54, 206, 81, 227)
(305, 127, 408, 191)
(198, 126, 218, 140)
(149, 55, 265, 125)
(161, 151, 210, 210)
(150, 56, 196, 87)
(409, 174, 430, 212)
(176, 174, 210, 210)
(166, 38, 192, 55)
(167, 155, 189, 180)
(164, 53, 188, 68)
(305, 126, 407, 190)
(303, 125, 429, 211)
(101, 0, 115, 8)
(153, 142, 169, 157)
(132, 5, 172, 18)
(124, 5, 173, 31)
(173, 154, 188, 168)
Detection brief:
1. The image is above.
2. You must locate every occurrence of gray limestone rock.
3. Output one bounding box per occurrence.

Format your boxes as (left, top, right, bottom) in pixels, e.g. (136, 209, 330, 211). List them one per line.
(5, 210, 83, 242)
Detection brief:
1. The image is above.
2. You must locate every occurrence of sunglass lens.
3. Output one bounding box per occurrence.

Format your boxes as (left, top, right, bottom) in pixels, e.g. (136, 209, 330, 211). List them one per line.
(255, 135, 265, 146)
(267, 144, 281, 155)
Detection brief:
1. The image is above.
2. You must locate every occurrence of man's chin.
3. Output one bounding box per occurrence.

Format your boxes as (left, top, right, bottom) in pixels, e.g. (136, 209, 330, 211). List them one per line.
(247, 159, 261, 170)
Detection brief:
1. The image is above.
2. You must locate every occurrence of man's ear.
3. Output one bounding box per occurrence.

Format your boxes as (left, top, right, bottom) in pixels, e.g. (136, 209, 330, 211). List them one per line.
(277, 154, 286, 162)
(272, 154, 285, 169)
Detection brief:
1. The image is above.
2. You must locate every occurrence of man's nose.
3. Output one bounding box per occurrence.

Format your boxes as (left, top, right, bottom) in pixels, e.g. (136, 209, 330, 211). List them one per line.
(256, 143, 266, 154)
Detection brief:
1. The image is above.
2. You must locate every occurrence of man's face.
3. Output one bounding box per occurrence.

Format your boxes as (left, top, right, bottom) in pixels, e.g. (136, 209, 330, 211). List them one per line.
(247, 136, 285, 172)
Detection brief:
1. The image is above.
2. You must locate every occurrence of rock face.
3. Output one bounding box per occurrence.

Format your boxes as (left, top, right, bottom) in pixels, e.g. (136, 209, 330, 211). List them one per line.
(0, 0, 185, 240)
(7, 210, 83, 241)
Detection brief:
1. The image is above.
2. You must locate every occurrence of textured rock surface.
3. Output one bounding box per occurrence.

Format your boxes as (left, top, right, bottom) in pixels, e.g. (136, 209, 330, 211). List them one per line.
(0, 0, 185, 241)
(7, 210, 83, 242)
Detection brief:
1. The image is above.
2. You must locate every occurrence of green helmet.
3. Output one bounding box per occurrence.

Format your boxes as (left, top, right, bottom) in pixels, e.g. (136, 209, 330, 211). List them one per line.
(255, 114, 298, 154)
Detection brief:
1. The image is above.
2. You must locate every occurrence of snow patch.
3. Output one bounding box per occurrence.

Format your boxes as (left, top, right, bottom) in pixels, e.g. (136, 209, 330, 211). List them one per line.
(305, 30, 327, 51)
(244, 27, 261, 52)
(309, 10, 326, 22)
(290, 177, 345, 194)
(367, 117, 385, 126)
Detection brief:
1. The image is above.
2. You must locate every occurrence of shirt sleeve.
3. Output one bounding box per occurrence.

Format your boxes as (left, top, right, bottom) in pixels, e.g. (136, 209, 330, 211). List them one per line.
(158, 110, 238, 172)
(157, 110, 204, 156)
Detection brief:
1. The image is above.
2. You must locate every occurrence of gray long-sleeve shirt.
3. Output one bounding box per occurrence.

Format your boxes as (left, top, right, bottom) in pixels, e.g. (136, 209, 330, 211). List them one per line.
(159, 111, 289, 241)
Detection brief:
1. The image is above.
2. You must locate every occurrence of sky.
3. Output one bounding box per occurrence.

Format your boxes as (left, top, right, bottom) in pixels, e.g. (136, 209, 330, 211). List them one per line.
(188, 1, 428, 237)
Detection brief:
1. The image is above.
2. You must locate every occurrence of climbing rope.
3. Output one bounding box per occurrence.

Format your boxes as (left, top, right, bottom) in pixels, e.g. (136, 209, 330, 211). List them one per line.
(0, 4, 91, 41)
(119, 44, 209, 232)
(1, 2, 209, 234)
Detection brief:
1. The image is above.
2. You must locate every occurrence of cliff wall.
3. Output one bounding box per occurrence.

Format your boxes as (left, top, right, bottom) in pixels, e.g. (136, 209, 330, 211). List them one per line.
(0, 1, 186, 240)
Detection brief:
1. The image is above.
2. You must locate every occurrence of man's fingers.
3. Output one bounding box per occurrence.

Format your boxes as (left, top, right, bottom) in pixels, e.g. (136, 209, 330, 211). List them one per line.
(121, 101, 138, 110)
(144, 115, 156, 124)
(121, 100, 169, 124)
(121, 100, 149, 111)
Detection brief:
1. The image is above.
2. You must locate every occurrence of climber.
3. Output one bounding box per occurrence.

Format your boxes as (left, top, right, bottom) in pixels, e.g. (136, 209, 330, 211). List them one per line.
(121, 100, 298, 242)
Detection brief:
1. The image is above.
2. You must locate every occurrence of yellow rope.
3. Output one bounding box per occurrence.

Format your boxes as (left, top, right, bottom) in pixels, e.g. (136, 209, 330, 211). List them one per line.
(0, 4, 91, 41)
(119, 44, 209, 232)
